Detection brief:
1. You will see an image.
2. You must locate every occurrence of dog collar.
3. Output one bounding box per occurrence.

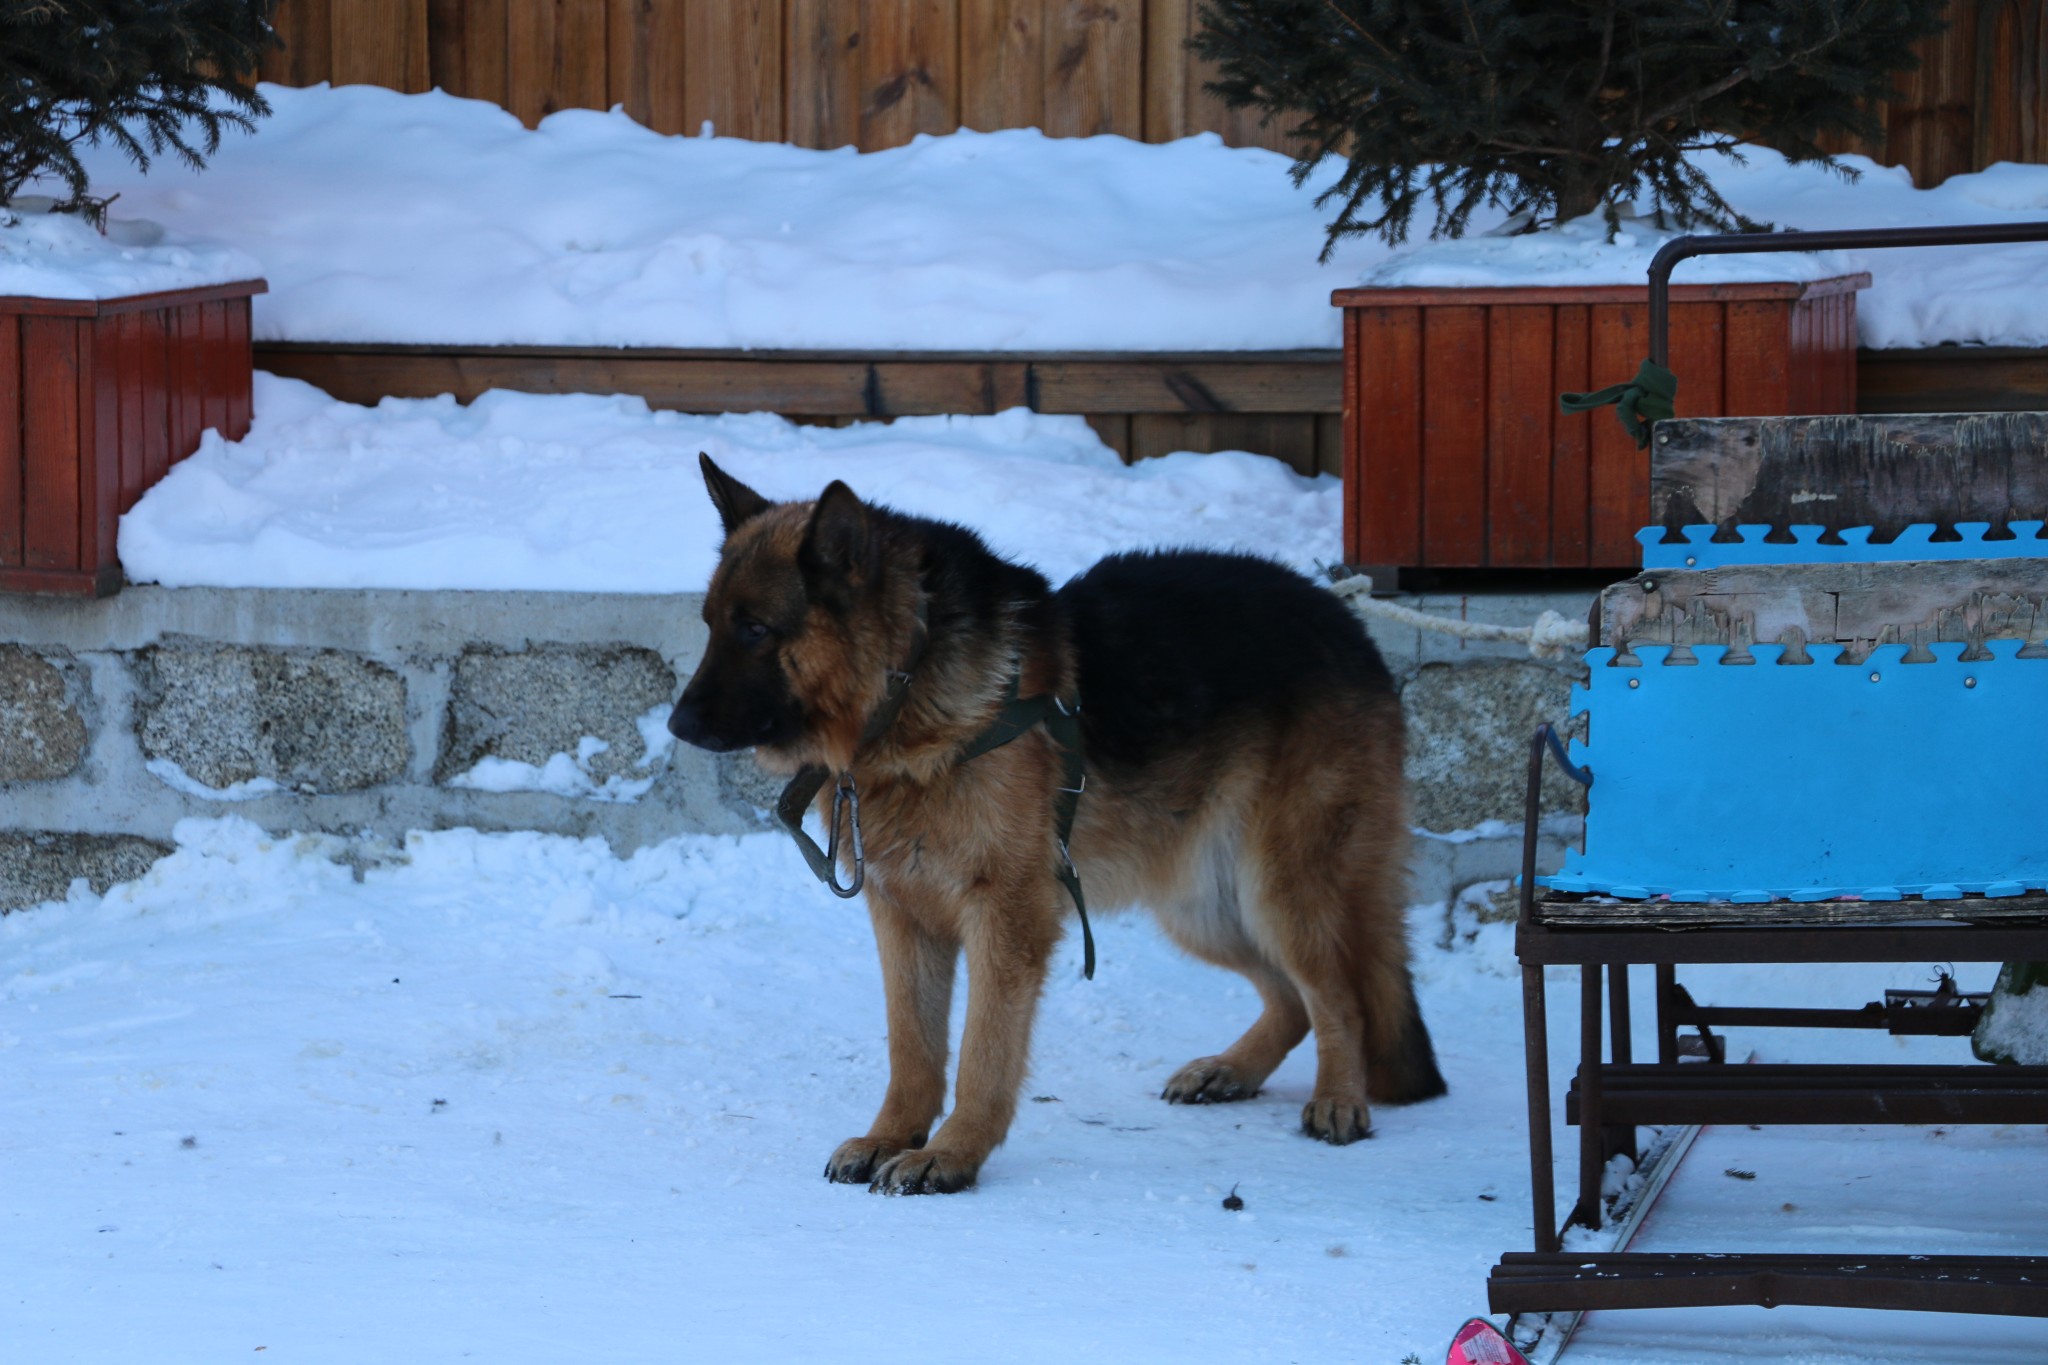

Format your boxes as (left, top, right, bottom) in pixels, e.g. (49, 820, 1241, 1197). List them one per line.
(774, 633, 1095, 979)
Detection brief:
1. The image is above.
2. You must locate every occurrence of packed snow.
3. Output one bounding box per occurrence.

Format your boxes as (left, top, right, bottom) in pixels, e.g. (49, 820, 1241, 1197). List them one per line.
(0, 198, 260, 299)
(117, 374, 1340, 593)
(34, 82, 2048, 351)
(5, 822, 2037, 1364)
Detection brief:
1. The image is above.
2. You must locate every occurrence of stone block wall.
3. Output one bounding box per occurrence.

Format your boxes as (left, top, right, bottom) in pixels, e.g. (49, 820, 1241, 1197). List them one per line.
(0, 584, 1592, 912)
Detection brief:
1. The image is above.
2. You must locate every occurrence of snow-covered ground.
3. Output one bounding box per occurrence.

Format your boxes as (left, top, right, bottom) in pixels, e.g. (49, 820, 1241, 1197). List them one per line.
(5, 822, 2035, 1364)
(24, 81, 2048, 349)
(117, 374, 1338, 593)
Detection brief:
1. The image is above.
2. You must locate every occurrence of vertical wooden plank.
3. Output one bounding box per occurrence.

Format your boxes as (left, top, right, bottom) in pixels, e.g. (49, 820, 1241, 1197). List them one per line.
(1315, 412, 1343, 479)
(1351, 306, 1423, 566)
(1836, 289, 1861, 413)
(1667, 299, 1726, 418)
(169, 304, 204, 462)
(1485, 305, 1554, 567)
(1887, 5, 1976, 184)
(1141, 0, 1190, 142)
(115, 312, 146, 511)
(1586, 303, 1646, 566)
(23, 317, 82, 572)
(138, 308, 171, 493)
(787, 0, 863, 148)
(86, 317, 121, 575)
(1549, 303, 1591, 567)
(860, 0, 958, 149)
(0, 316, 21, 567)
(1083, 413, 1133, 463)
(685, 0, 785, 139)
(267, 0, 336, 86)
(1042, 0, 1143, 138)
(1420, 305, 1487, 566)
(225, 298, 255, 440)
(505, 0, 606, 122)
(1722, 299, 1793, 419)
(1180, 0, 1291, 153)
(433, 0, 508, 106)
(961, 0, 1043, 132)
(329, 0, 432, 92)
(202, 302, 232, 439)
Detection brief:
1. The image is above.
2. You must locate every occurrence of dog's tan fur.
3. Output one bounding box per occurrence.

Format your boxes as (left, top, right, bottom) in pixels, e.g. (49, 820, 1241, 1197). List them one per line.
(670, 458, 1442, 1194)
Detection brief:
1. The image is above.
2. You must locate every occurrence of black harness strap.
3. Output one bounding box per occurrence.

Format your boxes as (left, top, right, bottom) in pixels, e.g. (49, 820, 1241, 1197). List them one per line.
(776, 650, 1096, 979)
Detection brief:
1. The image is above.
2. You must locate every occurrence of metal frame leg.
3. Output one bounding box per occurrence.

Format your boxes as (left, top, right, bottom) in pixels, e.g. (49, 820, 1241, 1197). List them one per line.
(1578, 963, 1605, 1232)
(1522, 962, 1558, 1254)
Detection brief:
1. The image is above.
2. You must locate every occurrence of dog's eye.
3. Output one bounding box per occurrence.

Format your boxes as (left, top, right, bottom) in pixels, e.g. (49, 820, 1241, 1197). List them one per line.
(735, 617, 770, 645)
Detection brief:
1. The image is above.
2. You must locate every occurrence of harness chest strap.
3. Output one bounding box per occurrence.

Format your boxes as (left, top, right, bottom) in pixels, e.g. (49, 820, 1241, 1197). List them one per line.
(776, 672, 1096, 980)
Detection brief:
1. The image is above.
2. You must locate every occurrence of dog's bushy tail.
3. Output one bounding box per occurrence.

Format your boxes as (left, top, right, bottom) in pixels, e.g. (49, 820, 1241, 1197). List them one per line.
(1367, 963, 1448, 1104)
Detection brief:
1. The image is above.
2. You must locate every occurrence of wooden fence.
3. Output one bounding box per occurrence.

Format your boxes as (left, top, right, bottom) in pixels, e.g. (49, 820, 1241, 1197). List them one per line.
(259, 2, 2048, 185)
(262, 0, 1287, 154)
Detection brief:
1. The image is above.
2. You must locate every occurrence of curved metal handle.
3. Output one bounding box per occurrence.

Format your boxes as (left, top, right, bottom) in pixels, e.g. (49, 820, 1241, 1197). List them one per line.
(1647, 221, 2048, 369)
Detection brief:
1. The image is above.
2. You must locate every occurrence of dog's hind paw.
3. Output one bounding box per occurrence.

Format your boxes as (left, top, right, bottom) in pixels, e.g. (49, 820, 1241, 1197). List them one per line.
(1162, 1057, 1260, 1105)
(825, 1135, 917, 1185)
(868, 1147, 980, 1195)
(1300, 1097, 1374, 1145)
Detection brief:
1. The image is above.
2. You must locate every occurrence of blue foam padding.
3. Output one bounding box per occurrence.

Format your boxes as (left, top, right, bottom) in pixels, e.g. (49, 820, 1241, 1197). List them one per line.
(1540, 640, 2048, 902)
(1638, 521, 2048, 569)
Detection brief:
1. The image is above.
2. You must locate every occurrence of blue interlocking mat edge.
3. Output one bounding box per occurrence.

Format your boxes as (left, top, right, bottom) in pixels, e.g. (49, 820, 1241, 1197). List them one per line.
(1638, 521, 2048, 568)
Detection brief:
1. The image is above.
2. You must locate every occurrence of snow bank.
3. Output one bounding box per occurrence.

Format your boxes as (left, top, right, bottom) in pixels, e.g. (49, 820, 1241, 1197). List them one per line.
(68, 83, 1384, 350)
(117, 374, 1341, 593)
(52, 83, 2048, 350)
(0, 202, 260, 299)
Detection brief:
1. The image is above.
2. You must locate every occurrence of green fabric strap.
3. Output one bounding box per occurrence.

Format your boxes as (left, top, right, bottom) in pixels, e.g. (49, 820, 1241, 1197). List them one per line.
(778, 667, 1097, 980)
(1559, 357, 1678, 448)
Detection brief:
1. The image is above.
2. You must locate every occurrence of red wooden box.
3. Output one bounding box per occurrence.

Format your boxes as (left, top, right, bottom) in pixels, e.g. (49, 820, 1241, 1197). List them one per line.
(1331, 275, 1869, 577)
(2, 279, 265, 596)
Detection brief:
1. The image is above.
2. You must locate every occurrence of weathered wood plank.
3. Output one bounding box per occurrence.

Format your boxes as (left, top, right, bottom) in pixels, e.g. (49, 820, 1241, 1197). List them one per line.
(1859, 346, 2048, 413)
(686, 0, 783, 140)
(1487, 305, 1552, 566)
(1588, 302, 1647, 565)
(1549, 303, 1592, 566)
(1420, 305, 1486, 564)
(431, 0, 506, 105)
(786, 0, 863, 148)
(0, 318, 20, 566)
(860, 0, 957, 149)
(329, 0, 431, 92)
(1139, 0, 1190, 142)
(1031, 358, 1340, 413)
(1600, 560, 2048, 662)
(1131, 413, 1319, 473)
(1535, 889, 2048, 929)
(1651, 412, 2048, 535)
(268, 0, 336, 87)
(22, 317, 82, 571)
(1041, 0, 1142, 138)
(252, 344, 1341, 420)
(960, 0, 1042, 132)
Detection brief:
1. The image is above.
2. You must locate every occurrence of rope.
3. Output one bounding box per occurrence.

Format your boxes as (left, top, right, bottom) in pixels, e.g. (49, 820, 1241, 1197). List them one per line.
(1328, 574, 1589, 662)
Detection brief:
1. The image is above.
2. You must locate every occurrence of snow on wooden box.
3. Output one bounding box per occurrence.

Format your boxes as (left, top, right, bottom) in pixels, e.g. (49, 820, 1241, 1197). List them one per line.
(1332, 276, 1869, 575)
(1, 280, 264, 596)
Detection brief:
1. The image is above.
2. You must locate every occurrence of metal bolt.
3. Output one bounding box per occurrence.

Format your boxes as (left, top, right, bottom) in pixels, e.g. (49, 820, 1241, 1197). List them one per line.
(1642, 579, 1656, 593)
(1685, 556, 1698, 567)
(1627, 678, 1641, 689)
(1965, 676, 1978, 689)
(1658, 434, 1670, 445)
(1869, 672, 1881, 683)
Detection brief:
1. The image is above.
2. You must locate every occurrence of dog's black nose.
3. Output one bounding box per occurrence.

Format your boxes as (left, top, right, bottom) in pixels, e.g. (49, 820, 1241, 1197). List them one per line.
(667, 699, 704, 744)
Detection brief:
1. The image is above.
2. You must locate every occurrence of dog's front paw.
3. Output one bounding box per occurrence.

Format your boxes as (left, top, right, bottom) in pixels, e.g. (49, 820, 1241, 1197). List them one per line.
(868, 1146, 981, 1195)
(1162, 1056, 1259, 1104)
(825, 1134, 920, 1184)
(1301, 1097, 1374, 1145)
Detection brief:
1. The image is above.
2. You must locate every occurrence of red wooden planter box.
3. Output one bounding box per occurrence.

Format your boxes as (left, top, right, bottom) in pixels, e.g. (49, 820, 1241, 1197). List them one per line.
(1331, 275, 1870, 576)
(2, 279, 265, 596)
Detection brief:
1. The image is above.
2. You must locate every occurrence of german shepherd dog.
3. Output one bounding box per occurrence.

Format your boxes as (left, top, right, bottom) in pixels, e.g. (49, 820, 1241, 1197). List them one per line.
(669, 456, 1445, 1194)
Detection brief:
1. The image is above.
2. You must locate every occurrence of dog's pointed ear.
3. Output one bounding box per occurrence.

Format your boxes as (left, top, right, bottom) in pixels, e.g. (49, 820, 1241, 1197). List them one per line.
(798, 481, 874, 607)
(700, 453, 771, 536)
